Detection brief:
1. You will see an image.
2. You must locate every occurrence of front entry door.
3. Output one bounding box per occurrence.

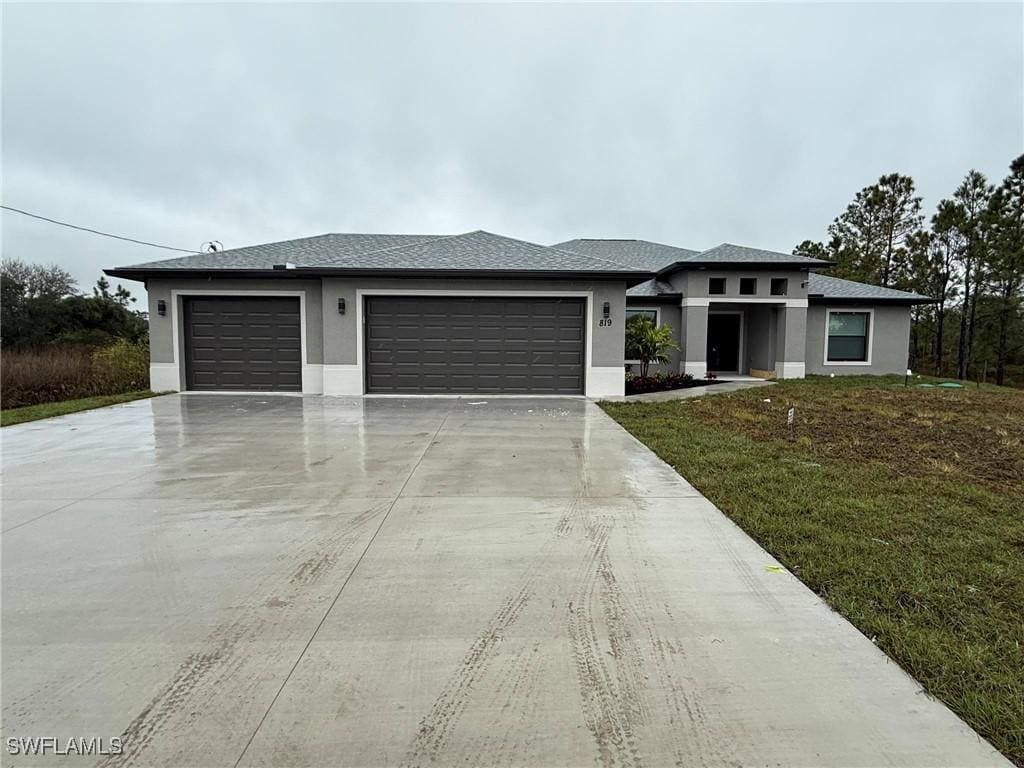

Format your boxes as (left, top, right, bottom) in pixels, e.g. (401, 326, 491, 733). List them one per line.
(707, 313, 741, 372)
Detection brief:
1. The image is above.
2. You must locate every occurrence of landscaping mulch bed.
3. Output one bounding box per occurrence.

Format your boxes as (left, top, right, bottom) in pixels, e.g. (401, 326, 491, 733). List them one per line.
(625, 372, 726, 396)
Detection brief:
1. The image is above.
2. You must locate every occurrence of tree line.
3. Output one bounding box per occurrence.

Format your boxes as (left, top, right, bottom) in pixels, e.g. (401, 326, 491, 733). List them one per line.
(0, 259, 147, 349)
(795, 154, 1023, 386)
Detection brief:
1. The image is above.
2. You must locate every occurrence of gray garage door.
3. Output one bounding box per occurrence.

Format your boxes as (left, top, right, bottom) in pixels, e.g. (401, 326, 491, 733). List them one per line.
(365, 296, 585, 394)
(183, 296, 302, 391)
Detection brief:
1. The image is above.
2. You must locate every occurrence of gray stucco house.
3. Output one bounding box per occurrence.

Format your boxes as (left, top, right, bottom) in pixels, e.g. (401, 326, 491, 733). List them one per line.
(105, 230, 930, 398)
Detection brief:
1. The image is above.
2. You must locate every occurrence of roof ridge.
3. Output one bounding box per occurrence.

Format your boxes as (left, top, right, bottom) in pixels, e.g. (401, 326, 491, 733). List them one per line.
(568, 238, 641, 243)
(561, 236, 699, 252)
(703, 242, 781, 254)
(541, 238, 656, 272)
(476, 230, 649, 273)
(329, 232, 442, 238)
(638, 238, 701, 255)
(219, 232, 337, 257)
(683, 242, 832, 266)
(319, 230, 472, 263)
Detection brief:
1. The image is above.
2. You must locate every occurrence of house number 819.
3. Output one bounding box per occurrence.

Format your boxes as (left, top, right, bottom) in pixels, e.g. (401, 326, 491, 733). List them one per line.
(599, 318, 613, 327)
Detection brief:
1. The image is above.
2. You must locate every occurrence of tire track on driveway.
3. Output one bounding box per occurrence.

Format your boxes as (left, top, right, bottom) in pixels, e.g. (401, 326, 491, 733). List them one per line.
(403, 417, 734, 768)
(228, 402, 455, 768)
(94, 502, 389, 768)
(79, 404, 454, 768)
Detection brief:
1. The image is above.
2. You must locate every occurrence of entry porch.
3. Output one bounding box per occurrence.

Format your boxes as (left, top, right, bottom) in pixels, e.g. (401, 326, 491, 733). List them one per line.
(624, 300, 807, 380)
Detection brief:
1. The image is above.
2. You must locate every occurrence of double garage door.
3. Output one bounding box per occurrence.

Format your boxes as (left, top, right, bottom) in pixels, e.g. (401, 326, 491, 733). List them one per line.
(183, 295, 586, 394)
(364, 296, 585, 394)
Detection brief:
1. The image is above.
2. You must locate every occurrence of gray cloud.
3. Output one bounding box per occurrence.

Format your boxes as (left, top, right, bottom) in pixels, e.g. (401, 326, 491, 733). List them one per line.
(3, 2, 1021, 298)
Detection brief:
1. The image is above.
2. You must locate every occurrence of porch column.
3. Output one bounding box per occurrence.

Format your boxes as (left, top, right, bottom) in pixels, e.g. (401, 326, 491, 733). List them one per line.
(680, 301, 708, 378)
(774, 304, 807, 379)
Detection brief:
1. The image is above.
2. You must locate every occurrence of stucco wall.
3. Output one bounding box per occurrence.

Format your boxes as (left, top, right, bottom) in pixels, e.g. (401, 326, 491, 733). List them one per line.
(147, 277, 325, 366)
(806, 304, 912, 375)
(147, 275, 627, 396)
(745, 304, 776, 371)
(776, 305, 807, 378)
(669, 268, 811, 300)
(321, 276, 626, 364)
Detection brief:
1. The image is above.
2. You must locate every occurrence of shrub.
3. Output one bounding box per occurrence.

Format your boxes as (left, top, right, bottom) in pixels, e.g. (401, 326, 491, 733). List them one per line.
(625, 318, 680, 377)
(1, 340, 150, 409)
(92, 339, 149, 392)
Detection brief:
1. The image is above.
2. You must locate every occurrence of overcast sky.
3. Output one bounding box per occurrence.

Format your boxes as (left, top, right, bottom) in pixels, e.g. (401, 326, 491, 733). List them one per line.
(2, 2, 1022, 298)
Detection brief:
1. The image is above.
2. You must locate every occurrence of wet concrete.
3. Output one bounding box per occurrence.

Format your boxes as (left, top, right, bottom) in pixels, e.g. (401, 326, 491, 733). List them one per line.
(0, 394, 1009, 767)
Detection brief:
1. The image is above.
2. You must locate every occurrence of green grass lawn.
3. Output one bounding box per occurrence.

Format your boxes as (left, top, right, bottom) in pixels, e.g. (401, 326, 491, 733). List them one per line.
(601, 375, 1024, 765)
(1, 391, 162, 427)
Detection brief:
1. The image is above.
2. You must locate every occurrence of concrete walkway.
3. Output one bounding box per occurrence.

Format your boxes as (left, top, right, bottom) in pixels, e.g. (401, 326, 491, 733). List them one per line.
(603, 377, 775, 402)
(0, 395, 1008, 767)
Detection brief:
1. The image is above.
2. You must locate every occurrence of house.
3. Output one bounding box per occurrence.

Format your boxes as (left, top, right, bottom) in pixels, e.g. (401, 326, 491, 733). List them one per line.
(105, 230, 930, 397)
(556, 239, 931, 380)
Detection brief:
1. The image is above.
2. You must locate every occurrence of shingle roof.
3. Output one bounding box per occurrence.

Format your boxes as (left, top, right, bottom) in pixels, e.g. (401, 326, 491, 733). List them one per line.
(115, 233, 443, 272)
(626, 279, 679, 297)
(675, 243, 832, 268)
(553, 239, 699, 271)
(808, 273, 932, 303)
(554, 238, 832, 271)
(107, 230, 651, 278)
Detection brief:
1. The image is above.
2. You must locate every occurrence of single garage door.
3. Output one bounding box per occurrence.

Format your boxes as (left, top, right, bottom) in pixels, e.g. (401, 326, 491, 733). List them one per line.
(365, 296, 585, 394)
(183, 296, 302, 391)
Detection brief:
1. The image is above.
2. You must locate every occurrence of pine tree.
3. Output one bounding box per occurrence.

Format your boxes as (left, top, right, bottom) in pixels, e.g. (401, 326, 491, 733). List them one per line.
(922, 201, 966, 373)
(792, 237, 841, 262)
(983, 155, 1024, 386)
(951, 170, 993, 379)
(827, 174, 924, 287)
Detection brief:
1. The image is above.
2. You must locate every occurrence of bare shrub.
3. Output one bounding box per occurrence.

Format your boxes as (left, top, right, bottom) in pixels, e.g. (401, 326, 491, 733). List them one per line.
(1, 341, 150, 409)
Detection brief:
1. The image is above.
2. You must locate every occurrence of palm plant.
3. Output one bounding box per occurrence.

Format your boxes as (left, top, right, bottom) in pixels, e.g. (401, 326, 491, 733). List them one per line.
(625, 317, 680, 377)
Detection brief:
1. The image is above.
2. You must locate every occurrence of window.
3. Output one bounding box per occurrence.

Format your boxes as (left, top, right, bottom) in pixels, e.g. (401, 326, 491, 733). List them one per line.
(625, 308, 658, 325)
(827, 311, 871, 363)
(625, 307, 661, 363)
(770, 278, 788, 296)
(709, 277, 726, 295)
(739, 277, 757, 295)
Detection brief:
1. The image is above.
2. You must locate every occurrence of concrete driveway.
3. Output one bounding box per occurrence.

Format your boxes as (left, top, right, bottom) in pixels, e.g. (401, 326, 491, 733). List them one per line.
(1, 395, 1008, 767)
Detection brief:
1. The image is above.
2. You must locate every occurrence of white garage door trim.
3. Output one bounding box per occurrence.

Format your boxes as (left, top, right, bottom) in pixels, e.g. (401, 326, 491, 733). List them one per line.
(333, 289, 599, 397)
(152, 289, 322, 395)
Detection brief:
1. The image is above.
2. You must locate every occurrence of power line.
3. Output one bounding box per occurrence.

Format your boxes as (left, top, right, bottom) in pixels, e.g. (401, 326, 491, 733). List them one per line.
(1, 205, 199, 254)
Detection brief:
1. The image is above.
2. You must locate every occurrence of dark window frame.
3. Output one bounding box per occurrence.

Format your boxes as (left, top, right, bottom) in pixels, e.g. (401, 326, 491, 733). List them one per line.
(739, 277, 757, 296)
(708, 277, 727, 295)
(770, 278, 788, 296)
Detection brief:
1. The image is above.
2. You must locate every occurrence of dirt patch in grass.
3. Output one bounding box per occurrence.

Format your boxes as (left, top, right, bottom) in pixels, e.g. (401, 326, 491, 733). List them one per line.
(683, 376, 1024, 493)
